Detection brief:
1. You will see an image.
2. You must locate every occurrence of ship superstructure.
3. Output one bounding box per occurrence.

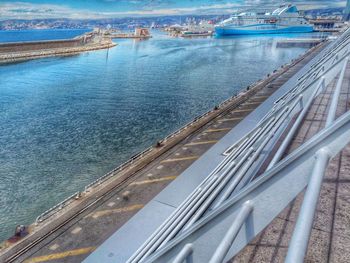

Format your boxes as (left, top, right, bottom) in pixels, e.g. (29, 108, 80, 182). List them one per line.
(215, 4, 314, 35)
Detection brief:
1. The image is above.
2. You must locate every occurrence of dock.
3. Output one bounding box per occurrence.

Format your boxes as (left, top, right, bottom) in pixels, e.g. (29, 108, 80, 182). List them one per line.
(180, 32, 213, 38)
(109, 28, 151, 39)
(276, 38, 324, 48)
(0, 36, 327, 262)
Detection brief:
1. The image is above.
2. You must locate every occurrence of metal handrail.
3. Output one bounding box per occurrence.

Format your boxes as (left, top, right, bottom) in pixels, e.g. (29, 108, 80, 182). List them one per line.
(172, 243, 193, 263)
(208, 201, 253, 263)
(126, 27, 350, 263)
(267, 78, 326, 170)
(128, 65, 313, 262)
(145, 108, 350, 263)
(285, 56, 349, 263)
(35, 191, 80, 224)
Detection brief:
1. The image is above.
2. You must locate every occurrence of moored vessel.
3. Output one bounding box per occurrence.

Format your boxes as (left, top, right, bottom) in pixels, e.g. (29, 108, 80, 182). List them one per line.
(215, 4, 314, 36)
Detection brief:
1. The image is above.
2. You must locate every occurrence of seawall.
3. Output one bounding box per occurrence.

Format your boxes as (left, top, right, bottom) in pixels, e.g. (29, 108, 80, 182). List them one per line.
(0, 34, 116, 64)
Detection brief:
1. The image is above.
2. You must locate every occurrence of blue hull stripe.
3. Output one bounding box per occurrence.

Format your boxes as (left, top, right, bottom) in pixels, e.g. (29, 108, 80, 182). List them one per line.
(215, 25, 314, 36)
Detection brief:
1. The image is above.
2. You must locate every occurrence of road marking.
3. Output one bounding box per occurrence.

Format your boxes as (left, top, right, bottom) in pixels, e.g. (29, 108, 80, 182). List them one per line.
(244, 101, 261, 105)
(254, 95, 269, 99)
(49, 244, 59, 251)
(218, 118, 242, 122)
(131, 176, 177, 186)
(107, 202, 115, 207)
(160, 156, 199, 163)
(71, 227, 82, 235)
(87, 204, 144, 219)
(233, 109, 251, 113)
(24, 247, 96, 263)
(185, 140, 218, 146)
(146, 173, 154, 179)
(206, 128, 231, 133)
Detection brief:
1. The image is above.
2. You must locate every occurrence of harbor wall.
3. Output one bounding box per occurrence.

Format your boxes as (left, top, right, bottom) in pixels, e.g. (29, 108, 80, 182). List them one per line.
(0, 38, 85, 53)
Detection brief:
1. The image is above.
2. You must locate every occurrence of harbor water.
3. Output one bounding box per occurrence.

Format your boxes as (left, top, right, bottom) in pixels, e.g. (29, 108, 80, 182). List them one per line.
(0, 29, 310, 241)
(0, 29, 89, 43)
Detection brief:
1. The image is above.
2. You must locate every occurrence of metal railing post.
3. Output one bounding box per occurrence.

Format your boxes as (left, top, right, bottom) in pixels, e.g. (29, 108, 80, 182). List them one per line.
(267, 78, 326, 169)
(172, 243, 193, 263)
(208, 201, 253, 263)
(326, 57, 348, 127)
(286, 57, 348, 263)
(285, 149, 330, 263)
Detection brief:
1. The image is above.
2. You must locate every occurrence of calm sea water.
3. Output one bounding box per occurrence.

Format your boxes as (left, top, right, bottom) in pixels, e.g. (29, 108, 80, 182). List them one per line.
(0, 29, 310, 241)
(0, 29, 90, 43)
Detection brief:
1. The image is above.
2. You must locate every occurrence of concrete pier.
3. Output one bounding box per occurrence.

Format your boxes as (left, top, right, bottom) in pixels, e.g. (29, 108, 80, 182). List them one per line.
(0, 40, 326, 263)
(0, 33, 116, 64)
(276, 38, 324, 48)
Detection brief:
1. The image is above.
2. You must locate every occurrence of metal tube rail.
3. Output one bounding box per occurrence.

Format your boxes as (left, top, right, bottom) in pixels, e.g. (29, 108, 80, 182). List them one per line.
(172, 243, 193, 263)
(35, 191, 80, 223)
(170, 148, 254, 236)
(154, 149, 255, 252)
(128, 119, 270, 261)
(145, 109, 350, 263)
(128, 118, 278, 262)
(260, 36, 350, 129)
(128, 31, 350, 262)
(215, 98, 302, 207)
(127, 176, 216, 263)
(208, 201, 254, 263)
(124, 28, 350, 263)
(128, 136, 253, 262)
(267, 78, 326, 170)
(184, 100, 297, 231)
(132, 94, 302, 261)
(326, 57, 349, 127)
(223, 118, 272, 159)
(286, 57, 348, 262)
(285, 149, 330, 263)
(300, 32, 350, 82)
(136, 114, 280, 260)
(181, 109, 289, 232)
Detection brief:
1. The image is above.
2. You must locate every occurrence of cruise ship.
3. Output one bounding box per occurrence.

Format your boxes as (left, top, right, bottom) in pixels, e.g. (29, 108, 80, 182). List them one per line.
(215, 4, 314, 36)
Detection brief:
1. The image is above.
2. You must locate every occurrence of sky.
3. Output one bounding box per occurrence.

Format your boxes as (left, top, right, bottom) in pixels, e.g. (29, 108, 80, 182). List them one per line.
(0, 0, 347, 20)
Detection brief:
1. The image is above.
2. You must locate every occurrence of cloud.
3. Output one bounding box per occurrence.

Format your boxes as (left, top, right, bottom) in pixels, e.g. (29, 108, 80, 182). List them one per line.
(0, 1, 346, 20)
(0, 2, 241, 20)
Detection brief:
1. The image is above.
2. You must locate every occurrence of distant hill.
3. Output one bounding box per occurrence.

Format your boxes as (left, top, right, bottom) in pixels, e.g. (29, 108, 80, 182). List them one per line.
(0, 15, 229, 31)
(0, 7, 345, 31)
(304, 7, 344, 17)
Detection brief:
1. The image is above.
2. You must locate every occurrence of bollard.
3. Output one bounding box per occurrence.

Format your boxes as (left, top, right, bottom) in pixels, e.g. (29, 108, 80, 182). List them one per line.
(122, 191, 131, 201)
(75, 192, 82, 199)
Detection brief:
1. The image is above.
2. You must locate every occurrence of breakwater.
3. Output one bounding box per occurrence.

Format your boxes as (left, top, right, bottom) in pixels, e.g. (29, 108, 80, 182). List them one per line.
(0, 33, 116, 64)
